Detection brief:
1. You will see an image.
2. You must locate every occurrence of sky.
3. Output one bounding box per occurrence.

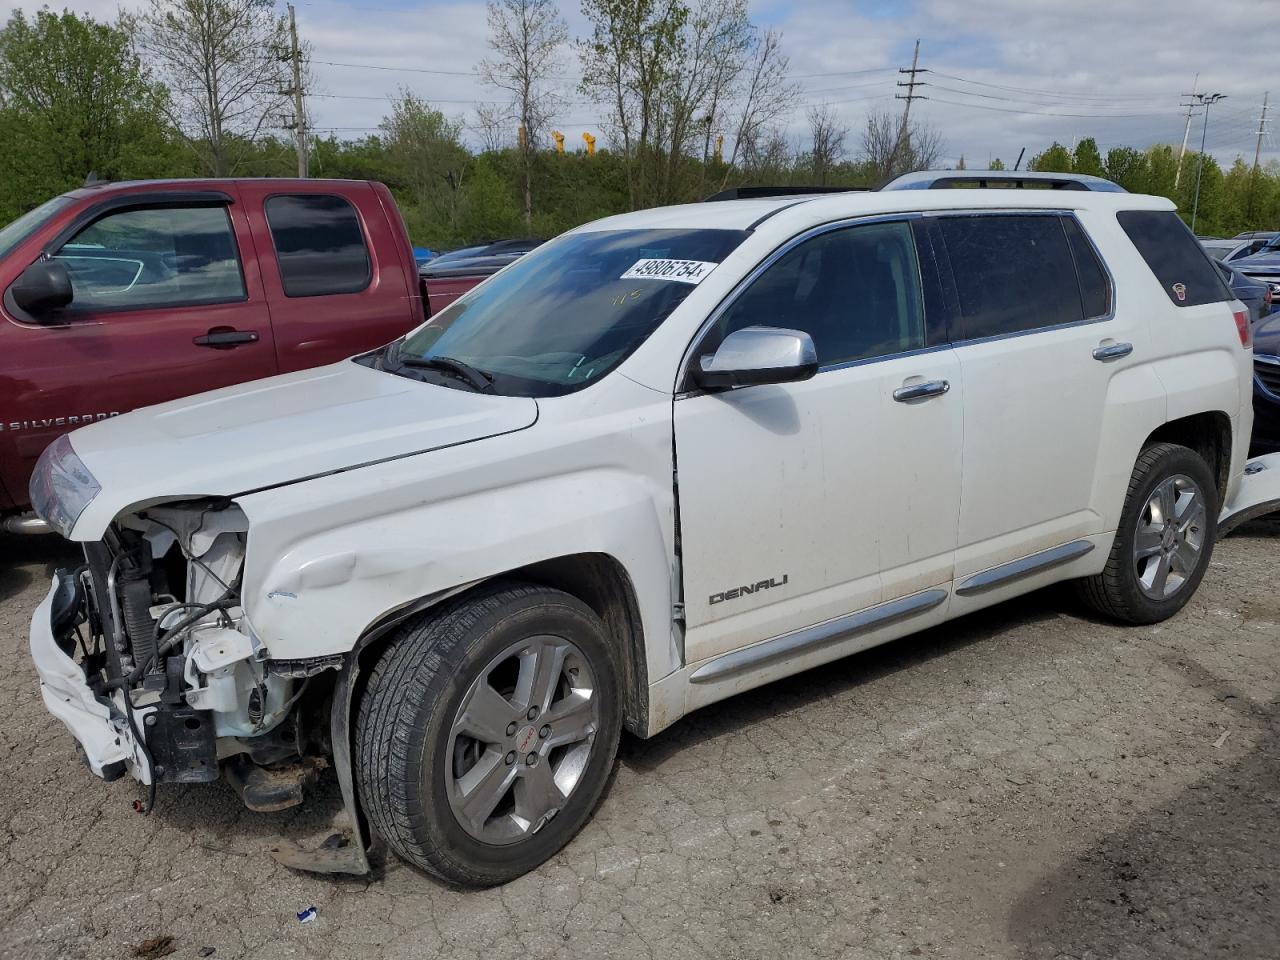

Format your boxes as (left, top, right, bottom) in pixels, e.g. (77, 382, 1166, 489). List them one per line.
(4, 0, 1275, 170)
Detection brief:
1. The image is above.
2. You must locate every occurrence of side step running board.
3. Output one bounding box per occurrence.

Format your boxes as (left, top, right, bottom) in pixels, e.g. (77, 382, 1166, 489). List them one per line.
(955, 539, 1094, 597)
(689, 588, 947, 684)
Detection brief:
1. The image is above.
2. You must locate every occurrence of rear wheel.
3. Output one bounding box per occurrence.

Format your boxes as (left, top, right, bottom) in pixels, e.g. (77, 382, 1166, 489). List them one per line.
(1078, 442, 1218, 624)
(354, 581, 621, 886)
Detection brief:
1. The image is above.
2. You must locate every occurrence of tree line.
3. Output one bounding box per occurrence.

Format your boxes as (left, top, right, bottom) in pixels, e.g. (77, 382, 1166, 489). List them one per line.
(0, 2, 1274, 249)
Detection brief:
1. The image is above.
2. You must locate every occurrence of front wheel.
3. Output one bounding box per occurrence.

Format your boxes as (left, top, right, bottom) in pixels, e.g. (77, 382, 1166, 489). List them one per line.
(1078, 441, 1218, 625)
(354, 581, 622, 886)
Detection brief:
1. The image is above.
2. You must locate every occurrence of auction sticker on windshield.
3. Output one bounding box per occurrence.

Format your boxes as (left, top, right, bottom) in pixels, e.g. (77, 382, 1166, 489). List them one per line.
(621, 259, 719, 284)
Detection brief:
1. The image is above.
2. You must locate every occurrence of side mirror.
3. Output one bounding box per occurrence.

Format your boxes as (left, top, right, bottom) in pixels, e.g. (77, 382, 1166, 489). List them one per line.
(693, 326, 819, 390)
(12, 259, 73, 320)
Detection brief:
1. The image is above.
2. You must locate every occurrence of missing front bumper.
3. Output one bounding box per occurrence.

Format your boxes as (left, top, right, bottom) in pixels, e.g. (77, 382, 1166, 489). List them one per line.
(29, 575, 150, 783)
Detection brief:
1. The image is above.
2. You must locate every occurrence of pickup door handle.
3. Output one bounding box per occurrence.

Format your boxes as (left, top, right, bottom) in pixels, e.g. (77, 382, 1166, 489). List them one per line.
(1092, 341, 1133, 362)
(193, 328, 259, 349)
(893, 379, 950, 403)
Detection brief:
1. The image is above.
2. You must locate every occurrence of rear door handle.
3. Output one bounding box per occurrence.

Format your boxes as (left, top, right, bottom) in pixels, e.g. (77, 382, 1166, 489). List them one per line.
(1092, 341, 1133, 362)
(893, 379, 950, 403)
(193, 328, 259, 349)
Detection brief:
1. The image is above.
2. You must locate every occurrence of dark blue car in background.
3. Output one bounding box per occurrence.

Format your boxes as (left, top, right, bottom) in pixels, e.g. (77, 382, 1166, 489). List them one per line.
(1254, 311, 1280, 454)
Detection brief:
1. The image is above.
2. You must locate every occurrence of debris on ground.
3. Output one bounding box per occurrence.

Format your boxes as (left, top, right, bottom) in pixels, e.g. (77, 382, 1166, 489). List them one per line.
(198, 949, 215, 958)
(1213, 728, 1231, 749)
(130, 936, 176, 959)
(297, 906, 318, 924)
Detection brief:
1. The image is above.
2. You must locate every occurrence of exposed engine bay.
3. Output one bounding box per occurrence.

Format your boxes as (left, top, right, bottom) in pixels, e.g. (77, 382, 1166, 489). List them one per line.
(56, 500, 336, 812)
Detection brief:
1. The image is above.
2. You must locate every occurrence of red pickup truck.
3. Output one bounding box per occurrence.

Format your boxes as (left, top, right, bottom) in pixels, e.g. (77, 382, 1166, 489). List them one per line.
(0, 178, 498, 530)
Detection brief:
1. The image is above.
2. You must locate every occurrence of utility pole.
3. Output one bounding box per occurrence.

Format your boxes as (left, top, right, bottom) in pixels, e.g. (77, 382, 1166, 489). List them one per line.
(1254, 91, 1270, 171)
(1175, 73, 1199, 190)
(1190, 92, 1226, 234)
(890, 39, 926, 175)
(285, 4, 308, 178)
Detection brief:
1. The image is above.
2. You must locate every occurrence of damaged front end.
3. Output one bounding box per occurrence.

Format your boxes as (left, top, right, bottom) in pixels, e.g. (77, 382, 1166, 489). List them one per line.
(30, 500, 371, 874)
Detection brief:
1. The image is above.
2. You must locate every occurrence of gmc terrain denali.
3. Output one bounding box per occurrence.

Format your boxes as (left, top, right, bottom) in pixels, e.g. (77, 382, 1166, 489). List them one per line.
(28, 172, 1280, 886)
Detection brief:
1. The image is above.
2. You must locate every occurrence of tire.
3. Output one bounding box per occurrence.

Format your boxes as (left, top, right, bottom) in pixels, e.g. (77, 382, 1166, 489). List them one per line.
(354, 580, 622, 886)
(1077, 442, 1218, 625)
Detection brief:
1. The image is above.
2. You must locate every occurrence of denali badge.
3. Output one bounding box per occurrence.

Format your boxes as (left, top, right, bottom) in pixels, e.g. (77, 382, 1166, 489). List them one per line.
(709, 574, 789, 605)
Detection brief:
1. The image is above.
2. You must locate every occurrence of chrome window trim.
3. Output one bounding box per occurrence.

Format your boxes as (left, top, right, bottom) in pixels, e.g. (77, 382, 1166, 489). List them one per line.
(927, 208, 1118, 350)
(676, 212, 929, 393)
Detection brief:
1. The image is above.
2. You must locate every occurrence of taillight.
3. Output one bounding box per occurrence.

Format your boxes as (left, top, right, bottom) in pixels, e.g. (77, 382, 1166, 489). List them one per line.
(1233, 308, 1253, 348)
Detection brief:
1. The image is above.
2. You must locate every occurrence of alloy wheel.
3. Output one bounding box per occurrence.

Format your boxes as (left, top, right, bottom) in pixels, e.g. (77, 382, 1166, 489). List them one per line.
(445, 635, 600, 844)
(1133, 473, 1207, 601)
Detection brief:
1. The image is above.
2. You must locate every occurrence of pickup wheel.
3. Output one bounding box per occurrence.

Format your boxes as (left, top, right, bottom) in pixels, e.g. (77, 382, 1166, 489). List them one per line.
(354, 580, 621, 886)
(1077, 442, 1218, 625)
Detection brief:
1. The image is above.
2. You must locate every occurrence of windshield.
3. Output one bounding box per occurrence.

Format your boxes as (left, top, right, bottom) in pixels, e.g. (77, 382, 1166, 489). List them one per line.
(1261, 235, 1280, 253)
(0, 195, 71, 260)
(394, 227, 749, 397)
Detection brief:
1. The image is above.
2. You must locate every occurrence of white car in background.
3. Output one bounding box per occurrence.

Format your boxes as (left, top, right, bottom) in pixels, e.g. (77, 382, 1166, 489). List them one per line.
(29, 171, 1280, 886)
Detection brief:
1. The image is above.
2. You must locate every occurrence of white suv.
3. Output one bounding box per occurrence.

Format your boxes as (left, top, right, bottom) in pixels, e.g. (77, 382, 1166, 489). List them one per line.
(29, 172, 1280, 885)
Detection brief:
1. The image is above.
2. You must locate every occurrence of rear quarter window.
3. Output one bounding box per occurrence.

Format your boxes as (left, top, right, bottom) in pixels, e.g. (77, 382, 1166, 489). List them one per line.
(1117, 210, 1231, 307)
(266, 194, 371, 297)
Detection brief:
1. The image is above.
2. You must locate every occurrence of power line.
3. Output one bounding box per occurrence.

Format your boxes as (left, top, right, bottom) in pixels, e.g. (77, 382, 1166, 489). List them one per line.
(923, 83, 1176, 113)
(922, 96, 1179, 120)
(927, 70, 1180, 103)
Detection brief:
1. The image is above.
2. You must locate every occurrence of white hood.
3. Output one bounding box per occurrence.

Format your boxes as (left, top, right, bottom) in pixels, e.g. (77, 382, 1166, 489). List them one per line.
(67, 360, 538, 538)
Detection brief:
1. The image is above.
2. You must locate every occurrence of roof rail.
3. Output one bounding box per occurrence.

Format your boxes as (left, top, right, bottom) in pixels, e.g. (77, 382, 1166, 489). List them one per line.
(880, 170, 1127, 193)
(703, 185, 871, 202)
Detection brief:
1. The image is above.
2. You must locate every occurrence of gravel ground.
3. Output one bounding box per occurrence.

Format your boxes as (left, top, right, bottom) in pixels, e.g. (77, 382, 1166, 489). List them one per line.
(1, 521, 1277, 960)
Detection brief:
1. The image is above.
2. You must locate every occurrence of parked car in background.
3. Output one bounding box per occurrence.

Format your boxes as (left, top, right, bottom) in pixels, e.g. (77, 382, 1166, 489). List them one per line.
(1233, 234, 1280, 305)
(0, 179, 498, 529)
(1202, 236, 1273, 262)
(28, 171, 1280, 887)
(1216, 261, 1272, 324)
(1253, 310, 1280, 453)
(420, 238, 544, 317)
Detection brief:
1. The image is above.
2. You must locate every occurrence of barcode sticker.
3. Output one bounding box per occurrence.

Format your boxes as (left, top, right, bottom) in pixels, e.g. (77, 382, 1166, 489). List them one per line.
(620, 259, 719, 284)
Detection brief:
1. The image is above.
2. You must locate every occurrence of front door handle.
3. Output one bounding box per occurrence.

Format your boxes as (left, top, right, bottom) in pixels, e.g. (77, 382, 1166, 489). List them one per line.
(893, 379, 950, 403)
(1092, 341, 1133, 362)
(193, 328, 259, 349)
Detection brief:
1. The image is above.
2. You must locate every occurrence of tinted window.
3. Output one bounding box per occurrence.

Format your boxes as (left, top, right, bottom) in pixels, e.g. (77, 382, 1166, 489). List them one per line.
(1062, 216, 1110, 318)
(55, 205, 244, 312)
(939, 214, 1082, 340)
(1117, 209, 1231, 307)
(708, 220, 926, 367)
(266, 194, 370, 297)
(394, 228, 748, 397)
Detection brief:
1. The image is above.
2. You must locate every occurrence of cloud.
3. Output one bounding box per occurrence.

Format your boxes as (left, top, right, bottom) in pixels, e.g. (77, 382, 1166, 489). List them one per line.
(0, 0, 1269, 169)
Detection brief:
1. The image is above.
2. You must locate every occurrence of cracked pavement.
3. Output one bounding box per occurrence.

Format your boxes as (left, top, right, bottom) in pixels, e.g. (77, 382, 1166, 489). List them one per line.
(1, 521, 1277, 960)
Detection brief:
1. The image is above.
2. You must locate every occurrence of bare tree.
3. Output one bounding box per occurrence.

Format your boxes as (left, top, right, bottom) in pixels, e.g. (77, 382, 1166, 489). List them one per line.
(135, 0, 291, 176)
(472, 101, 514, 154)
(860, 109, 943, 182)
(479, 0, 568, 230)
(579, 0, 797, 207)
(805, 102, 846, 185)
(715, 26, 795, 191)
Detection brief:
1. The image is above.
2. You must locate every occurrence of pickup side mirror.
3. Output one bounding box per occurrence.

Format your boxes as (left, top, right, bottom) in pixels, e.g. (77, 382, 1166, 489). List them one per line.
(693, 326, 819, 390)
(12, 259, 73, 320)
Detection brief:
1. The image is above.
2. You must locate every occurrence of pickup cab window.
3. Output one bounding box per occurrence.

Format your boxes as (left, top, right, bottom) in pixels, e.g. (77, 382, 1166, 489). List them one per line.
(54, 204, 245, 312)
(266, 194, 371, 297)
